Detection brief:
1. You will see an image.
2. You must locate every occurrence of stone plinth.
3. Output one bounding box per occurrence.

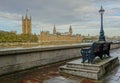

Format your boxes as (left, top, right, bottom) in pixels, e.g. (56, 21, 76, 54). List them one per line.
(59, 56, 119, 80)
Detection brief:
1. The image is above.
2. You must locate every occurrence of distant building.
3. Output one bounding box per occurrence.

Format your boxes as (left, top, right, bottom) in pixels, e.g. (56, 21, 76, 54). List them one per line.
(69, 25, 72, 36)
(53, 24, 56, 34)
(22, 14, 32, 34)
(39, 25, 83, 43)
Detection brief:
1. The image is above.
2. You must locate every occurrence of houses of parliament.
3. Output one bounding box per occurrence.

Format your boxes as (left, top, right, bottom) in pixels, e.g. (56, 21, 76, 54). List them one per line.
(22, 14, 32, 34)
(22, 14, 83, 43)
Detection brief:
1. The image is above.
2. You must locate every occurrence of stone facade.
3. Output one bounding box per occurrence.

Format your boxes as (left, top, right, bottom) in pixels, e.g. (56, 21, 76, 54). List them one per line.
(22, 14, 32, 34)
(39, 25, 83, 43)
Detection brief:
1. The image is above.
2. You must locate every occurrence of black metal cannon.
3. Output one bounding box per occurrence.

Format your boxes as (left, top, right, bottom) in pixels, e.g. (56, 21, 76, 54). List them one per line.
(81, 42, 111, 64)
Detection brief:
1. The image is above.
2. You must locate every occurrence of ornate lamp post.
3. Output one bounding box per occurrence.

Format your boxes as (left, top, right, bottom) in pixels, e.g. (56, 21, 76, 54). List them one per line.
(99, 6, 105, 41)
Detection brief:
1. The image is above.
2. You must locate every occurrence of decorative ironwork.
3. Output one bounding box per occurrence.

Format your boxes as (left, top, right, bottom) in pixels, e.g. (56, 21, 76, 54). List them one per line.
(99, 6, 105, 41)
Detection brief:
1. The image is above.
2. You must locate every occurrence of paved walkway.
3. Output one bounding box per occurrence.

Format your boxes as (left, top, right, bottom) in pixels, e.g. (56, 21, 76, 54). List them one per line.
(0, 48, 120, 83)
(102, 48, 120, 83)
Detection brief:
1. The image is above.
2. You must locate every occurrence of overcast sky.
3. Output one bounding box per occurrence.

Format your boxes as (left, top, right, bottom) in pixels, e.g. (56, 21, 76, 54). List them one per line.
(0, 0, 120, 37)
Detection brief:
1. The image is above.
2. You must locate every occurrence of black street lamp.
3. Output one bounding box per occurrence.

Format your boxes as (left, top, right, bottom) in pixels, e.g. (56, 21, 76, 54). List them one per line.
(99, 6, 105, 41)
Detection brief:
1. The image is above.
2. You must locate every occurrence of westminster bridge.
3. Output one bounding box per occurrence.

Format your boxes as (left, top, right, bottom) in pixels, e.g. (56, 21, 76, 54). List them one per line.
(0, 42, 120, 83)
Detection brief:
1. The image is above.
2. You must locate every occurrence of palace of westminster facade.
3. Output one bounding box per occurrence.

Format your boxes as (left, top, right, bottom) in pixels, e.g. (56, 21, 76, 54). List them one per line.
(22, 14, 83, 43)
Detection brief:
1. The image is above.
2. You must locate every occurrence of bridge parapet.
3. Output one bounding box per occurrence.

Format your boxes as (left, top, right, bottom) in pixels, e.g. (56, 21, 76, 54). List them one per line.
(0, 42, 119, 76)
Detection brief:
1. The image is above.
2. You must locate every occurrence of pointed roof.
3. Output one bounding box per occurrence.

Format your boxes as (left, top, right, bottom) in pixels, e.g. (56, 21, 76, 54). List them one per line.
(53, 24, 56, 34)
(69, 25, 72, 31)
(99, 5, 105, 13)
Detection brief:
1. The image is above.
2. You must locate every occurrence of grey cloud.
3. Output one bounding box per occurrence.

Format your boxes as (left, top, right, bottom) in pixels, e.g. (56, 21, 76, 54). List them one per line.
(0, 0, 97, 24)
(0, 0, 120, 36)
(0, 12, 21, 20)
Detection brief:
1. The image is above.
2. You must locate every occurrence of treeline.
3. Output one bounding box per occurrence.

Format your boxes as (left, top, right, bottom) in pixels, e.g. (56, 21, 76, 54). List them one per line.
(0, 31, 38, 43)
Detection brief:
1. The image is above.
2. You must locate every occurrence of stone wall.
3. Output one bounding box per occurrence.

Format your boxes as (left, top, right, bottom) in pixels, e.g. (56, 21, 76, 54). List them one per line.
(0, 43, 120, 76)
